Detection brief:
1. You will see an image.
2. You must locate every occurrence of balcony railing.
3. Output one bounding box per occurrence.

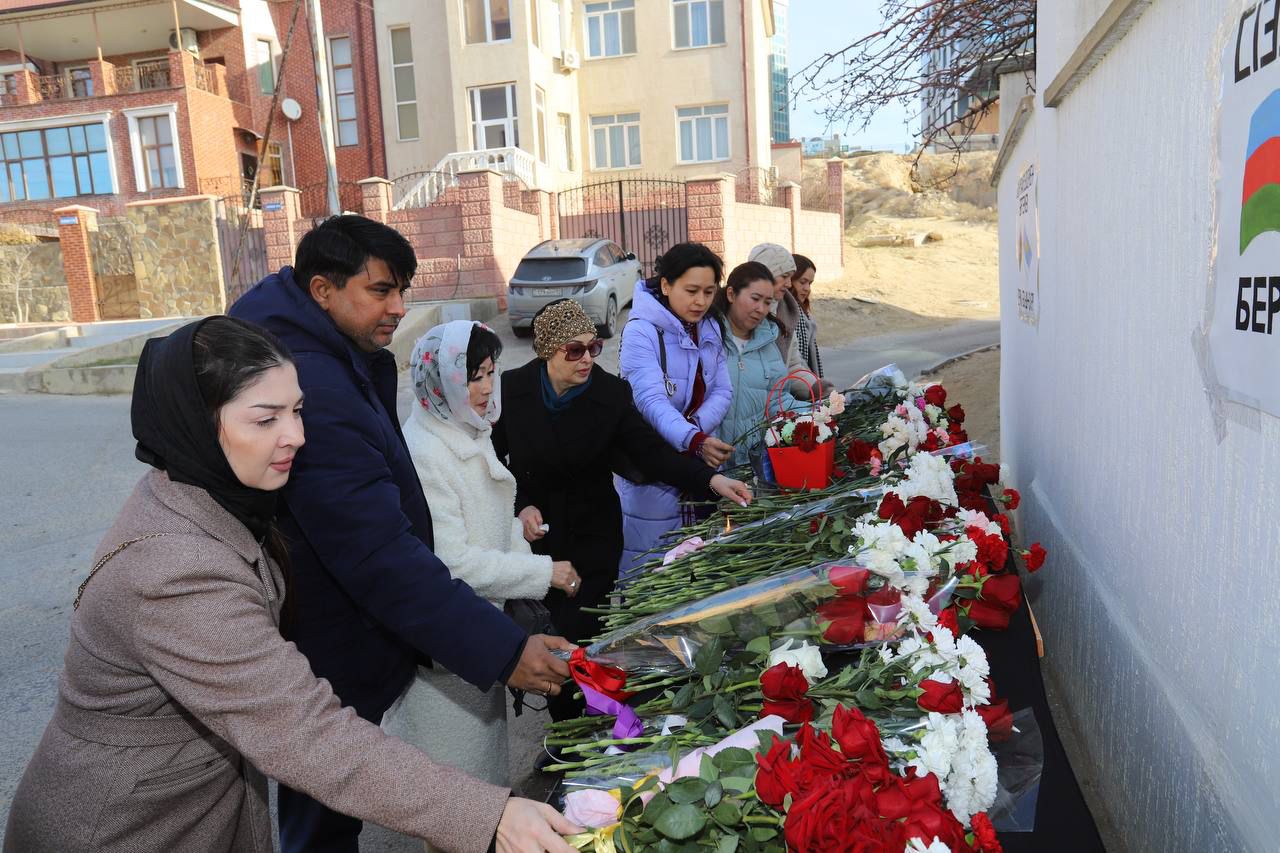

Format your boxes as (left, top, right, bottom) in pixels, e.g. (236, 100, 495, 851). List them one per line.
(392, 147, 538, 210)
(114, 63, 172, 93)
(36, 74, 68, 101)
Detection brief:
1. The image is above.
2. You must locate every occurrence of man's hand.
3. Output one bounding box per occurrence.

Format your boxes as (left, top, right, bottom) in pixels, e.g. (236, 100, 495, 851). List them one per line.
(699, 436, 735, 468)
(494, 798, 582, 853)
(710, 474, 753, 508)
(506, 634, 575, 695)
(519, 506, 547, 542)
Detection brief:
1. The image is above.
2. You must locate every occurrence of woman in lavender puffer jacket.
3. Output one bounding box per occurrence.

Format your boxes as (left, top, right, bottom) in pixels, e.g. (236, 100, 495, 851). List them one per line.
(616, 243, 736, 579)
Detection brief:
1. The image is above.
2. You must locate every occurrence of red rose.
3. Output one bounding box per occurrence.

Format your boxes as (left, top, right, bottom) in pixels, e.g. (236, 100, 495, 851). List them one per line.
(977, 696, 1014, 743)
(829, 564, 870, 596)
(948, 427, 970, 446)
(755, 735, 800, 808)
(957, 490, 988, 512)
(924, 384, 947, 407)
(808, 513, 826, 535)
(785, 778, 902, 853)
(947, 403, 966, 423)
(760, 663, 814, 724)
(1023, 542, 1047, 572)
(877, 492, 906, 521)
(916, 678, 965, 713)
(936, 606, 960, 635)
(980, 572, 1021, 609)
(832, 704, 889, 767)
(971, 812, 1003, 852)
(847, 439, 877, 465)
(817, 596, 867, 644)
(966, 598, 1011, 630)
(902, 798, 972, 852)
(965, 573, 1022, 629)
(991, 513, 1011, 534)
(1001, 488, 1021, 510)
(921, 431, 941, 452)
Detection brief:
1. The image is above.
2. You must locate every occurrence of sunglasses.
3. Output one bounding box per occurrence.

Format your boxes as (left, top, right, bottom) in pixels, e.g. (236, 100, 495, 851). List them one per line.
(559, 339, 604, 361)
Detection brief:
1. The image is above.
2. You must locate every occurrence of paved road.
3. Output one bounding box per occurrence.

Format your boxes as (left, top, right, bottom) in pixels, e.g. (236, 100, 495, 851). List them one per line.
(0, 316, 998, 850)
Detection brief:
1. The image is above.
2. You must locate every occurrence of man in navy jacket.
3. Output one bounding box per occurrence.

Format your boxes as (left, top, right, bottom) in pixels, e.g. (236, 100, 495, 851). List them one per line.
(231, 215, 573, 852)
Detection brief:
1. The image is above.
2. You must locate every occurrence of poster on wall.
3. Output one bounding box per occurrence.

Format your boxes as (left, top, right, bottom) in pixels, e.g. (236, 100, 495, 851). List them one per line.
(1210, 3, 1280, 416)
(1015, 162, 1039, 327)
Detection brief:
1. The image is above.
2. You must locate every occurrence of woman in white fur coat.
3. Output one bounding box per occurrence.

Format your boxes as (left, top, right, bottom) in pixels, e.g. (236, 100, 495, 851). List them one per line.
(384, 320, 581, 791)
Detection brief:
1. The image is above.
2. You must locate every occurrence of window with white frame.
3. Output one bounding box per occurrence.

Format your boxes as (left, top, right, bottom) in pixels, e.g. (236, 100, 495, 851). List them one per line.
(590, 112, 640, 169)
(256, 39, 275, 94)
(673, 0, 724, 49)
(469, 83, 518, 149)
(558, 112, 574, 171)
(463, 0, 512, 43)
(0, 120, 112, 202)
(259, 140, 285, 188)
(584, 0, 635, 58)
(124, 105, 183, 191)
(535, 87, 547, 163)
(389, 27, 418, 140)
(676, 104, 729, 163)
(328, 36, 358, 146)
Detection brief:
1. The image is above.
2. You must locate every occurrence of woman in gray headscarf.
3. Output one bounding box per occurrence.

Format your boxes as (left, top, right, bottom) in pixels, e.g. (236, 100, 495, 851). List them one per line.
(383, 320, 581, 792)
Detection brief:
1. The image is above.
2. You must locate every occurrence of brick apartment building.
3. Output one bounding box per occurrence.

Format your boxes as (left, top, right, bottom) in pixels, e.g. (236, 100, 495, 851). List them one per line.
(0, 0, 384, 221)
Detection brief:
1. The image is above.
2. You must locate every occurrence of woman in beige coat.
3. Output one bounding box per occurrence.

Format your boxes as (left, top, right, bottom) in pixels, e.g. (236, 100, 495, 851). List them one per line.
(2, 317, 579, 853)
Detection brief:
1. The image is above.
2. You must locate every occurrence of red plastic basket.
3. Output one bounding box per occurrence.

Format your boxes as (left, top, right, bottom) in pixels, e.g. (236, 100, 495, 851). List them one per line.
(764, 370, 834, 491)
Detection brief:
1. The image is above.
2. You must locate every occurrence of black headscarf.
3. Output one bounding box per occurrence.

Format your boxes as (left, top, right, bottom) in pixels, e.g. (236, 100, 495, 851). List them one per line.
(132, 319, 277, 541)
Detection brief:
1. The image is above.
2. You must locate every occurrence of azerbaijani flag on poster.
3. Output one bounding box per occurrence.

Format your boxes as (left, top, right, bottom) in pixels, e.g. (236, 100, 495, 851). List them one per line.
(1241, 89, 1280, 252)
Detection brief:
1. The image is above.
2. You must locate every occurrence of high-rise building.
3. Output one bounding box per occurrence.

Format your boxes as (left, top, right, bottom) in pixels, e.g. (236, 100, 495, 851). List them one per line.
(769, 0, 790, 144)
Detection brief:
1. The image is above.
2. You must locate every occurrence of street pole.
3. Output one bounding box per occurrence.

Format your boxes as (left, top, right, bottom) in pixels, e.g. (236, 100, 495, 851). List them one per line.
(307, 0, 341, 215)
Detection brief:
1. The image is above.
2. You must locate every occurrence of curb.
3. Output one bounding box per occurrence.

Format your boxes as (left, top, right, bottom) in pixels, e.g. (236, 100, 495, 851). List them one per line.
(916, 343, 1001, 378)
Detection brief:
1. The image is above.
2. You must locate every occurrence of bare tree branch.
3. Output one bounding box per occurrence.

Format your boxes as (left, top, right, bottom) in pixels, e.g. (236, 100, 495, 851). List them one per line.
(791, 0, 1035, 158)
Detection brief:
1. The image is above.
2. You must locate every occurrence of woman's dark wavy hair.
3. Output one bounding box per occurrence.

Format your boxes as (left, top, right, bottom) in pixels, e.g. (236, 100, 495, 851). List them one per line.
(192, 316, 298, 633)
(712, 261, 784, 339)
(645, 242, 724, 312)
(791, 254, 816, 312)
(466, 325, 503, 380)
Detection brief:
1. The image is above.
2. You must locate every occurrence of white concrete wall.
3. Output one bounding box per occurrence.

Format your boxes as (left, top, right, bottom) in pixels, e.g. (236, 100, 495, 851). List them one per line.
(997, 2, 1280, 851)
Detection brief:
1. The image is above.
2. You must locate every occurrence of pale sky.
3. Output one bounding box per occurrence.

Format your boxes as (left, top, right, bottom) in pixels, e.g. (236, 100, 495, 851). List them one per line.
(785, 1, 917, 151)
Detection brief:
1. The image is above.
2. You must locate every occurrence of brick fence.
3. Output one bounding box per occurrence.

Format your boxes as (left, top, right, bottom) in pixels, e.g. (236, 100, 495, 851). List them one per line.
(258, 160, 846, 310)
(689, 159, 844, 280)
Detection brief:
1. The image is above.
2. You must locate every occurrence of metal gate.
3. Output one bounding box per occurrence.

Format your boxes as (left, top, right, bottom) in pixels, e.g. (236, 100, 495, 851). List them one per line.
(216, 195, 269, 306)
(556, 177, 687, 278)
(89, 215, 140, 320)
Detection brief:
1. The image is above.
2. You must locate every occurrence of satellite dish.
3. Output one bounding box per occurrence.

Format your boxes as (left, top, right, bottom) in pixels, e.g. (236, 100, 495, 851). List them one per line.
(281, 98, 302, 121)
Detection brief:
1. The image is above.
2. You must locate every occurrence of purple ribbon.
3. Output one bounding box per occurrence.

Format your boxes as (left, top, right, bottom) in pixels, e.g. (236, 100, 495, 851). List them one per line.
(581, 682, 644, 744)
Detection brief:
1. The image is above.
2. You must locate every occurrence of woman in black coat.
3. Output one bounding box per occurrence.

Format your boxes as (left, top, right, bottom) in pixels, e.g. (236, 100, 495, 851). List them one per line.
(492, 299, 751, 721)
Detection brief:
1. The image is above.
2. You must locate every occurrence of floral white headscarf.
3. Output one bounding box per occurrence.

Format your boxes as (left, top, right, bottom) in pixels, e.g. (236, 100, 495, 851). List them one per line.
(410, 320, 501, 434)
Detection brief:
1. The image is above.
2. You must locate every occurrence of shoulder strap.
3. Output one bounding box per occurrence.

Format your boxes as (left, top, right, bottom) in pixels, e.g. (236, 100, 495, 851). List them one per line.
(656, 328, 675, 397)
(74, 533, 175, 610)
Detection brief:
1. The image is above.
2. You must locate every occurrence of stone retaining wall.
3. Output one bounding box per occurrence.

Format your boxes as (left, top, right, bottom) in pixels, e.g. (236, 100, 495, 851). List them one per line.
(0, 242, 68, 323)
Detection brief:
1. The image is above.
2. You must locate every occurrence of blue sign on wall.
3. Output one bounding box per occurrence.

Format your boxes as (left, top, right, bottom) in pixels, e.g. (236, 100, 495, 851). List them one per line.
(263, 201, 283, 212)
(58, 215, 78, 225)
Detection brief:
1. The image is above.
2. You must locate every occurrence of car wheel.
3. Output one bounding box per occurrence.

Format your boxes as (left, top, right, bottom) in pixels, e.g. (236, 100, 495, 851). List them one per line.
(513, 324, 533, 338)
(598, 294, 619, 339)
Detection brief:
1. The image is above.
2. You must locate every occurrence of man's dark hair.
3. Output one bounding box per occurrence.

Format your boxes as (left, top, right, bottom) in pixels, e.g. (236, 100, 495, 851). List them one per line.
(293, 215, 417, 291)
(466, 324, 503, 381)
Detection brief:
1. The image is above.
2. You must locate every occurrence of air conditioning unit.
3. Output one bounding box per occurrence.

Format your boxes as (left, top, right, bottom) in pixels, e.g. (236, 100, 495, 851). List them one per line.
(559, 49, 580, 72)
(169, 27, 199, 55)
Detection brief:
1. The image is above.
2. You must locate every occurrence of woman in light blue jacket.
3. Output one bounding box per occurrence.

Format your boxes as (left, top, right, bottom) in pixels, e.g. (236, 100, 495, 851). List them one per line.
(714, 261, 803, 468)
(617, 243, 736, 577)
